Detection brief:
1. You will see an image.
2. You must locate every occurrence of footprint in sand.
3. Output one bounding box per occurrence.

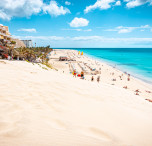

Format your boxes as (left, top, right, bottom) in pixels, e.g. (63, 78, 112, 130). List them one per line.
(0, 121, 11, 131)
(0, 118, 26, 137)
(50, 119, 67, 130)
(78, 126, 114, 141)
(89, 127, 112, 141)
(43, 98, 62, 112)
(0, 125, 26, 137)
(0, 61, 6, 64)
(30, 72, 37, 74)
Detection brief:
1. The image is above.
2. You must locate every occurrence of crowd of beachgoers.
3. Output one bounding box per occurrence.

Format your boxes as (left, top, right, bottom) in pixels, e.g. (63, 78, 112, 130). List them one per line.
(49, 49, 152, 101)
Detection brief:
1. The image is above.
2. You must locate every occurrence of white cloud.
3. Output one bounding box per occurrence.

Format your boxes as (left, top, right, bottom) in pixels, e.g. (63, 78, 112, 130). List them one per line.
(104, 29, 118, 31)
(71, 36, 152, 44)
(13, 35, 64, 41)
(140, 24, 150, 28)
(18, 28, 37, 32)
(0, 10, 11, 21)
(118, 28, 133, 33)
(116, 26, 135, 33)
(43, 1, 70, 16)
(84, 29, 92, 32)
(15, 35, 152, 43)
(84, 0, 115, 13)
(72, 36, 104, 41)
(62, 28, 92, 31)
(13, 35, 152, 47)
(65, 1, 71, 5)
(0, 0, 43, 20)
(115, 1, 121, 6)
(69, 17, 89, 27)
(0, 0, 70, 20)
(84, 0, 152, 12)
(104, 25, 151, 33)
(105, 26, 134, 33)
(126, 0, 150, 8)
(62, 28, 82, 31)
(76, 12, 81, 15)
(126, 0, 142, 8)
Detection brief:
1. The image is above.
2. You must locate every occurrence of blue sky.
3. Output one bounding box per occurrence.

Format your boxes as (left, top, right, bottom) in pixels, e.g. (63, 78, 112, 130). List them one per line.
(0, 0, 152, 48)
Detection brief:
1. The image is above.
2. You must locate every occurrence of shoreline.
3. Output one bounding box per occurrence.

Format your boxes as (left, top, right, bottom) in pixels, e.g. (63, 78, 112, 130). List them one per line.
(55, 48, 152, 86)
(84, 52, 152, 86)
(51, 49, 152, 100)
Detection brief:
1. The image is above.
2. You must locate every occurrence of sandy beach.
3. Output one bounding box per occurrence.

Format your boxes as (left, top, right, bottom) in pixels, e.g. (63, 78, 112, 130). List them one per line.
(49, 49, 152, 100)
(0, 49, 152, 146)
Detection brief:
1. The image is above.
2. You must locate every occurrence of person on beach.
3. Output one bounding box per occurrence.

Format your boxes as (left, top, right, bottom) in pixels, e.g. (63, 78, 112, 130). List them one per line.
(74, 70, 77, 77)
(97, 76, 100, 83)
(81, 71, 84, 79)
(146, 90, 152, 93)
(91, 76, 94, 82)
(127, 74, 130, 81)
(135, 92, 139, 95)
(72, 70, 76, 77)
(123, 86, 128, 89)
(112, 78, 116, 81)
(127, 77, 130, 81)
(119, 75, 122, 80)
(145, 99, 152, 102)
(135, 89, 140, 93)
(135, 89, 140, 95)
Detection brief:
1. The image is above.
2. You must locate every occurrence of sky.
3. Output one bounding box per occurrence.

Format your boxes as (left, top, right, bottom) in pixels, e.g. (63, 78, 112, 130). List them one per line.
(0, 0, 152, 48)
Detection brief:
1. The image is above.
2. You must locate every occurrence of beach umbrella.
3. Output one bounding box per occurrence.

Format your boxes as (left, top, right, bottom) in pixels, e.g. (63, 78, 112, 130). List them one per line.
(78, 51, 80, 55)
(81, 51, 83, 55)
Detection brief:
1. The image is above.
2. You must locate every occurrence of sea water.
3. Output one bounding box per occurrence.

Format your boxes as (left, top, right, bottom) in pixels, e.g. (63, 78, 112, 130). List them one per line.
(57, 48, 152, 84)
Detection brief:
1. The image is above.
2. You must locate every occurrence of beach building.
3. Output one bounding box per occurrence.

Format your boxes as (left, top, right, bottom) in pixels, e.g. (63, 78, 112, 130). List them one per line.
(0, 24, 11, 44)
(22, 40, 33, 48)
(0, 24, 12, 58)
(12, 38, 26, 48)
(59, 56, 68, 61)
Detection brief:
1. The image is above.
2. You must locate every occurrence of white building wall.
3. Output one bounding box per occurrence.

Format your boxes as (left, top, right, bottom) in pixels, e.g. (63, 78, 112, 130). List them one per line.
(22, 40, 33, 48)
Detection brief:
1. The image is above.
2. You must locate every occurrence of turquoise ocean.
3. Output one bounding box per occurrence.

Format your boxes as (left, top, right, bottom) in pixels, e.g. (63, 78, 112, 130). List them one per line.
(57, 48, 152, 84)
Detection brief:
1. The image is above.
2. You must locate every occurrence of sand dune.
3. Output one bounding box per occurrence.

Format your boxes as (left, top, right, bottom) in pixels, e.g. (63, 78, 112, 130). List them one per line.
(0, 60, 152, 146)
